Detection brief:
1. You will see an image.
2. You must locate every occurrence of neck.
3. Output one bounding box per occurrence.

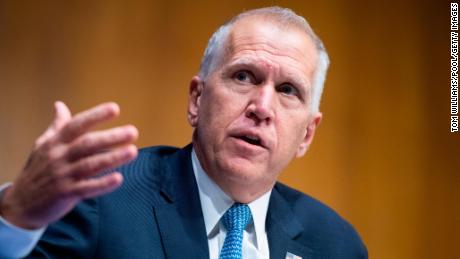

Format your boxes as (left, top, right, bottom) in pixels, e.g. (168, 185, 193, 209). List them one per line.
(192, 138, 274, 203)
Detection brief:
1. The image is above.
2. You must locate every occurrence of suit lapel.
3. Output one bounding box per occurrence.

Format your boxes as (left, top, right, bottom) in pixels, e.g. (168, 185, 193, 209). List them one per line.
(267, 185, 315, 259)
(152, 145, 209, 259)
(150, 145, 316, 259)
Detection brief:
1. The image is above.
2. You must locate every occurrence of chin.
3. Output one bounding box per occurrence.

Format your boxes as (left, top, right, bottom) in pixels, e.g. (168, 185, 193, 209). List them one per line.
(216, 155, 264, 183)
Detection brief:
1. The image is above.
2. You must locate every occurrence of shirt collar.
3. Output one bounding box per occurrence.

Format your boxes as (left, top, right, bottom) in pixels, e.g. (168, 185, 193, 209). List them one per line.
(191, 148, 272, 248)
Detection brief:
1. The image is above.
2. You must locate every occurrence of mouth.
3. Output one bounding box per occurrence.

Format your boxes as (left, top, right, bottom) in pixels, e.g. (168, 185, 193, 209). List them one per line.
(231, 132, 267, 149)
(238, 135, 262, 146)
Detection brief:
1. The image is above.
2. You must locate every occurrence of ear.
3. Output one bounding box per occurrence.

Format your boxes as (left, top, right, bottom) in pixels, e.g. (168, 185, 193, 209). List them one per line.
(296, 112, 322, 157)
(187, 76, 203, 127)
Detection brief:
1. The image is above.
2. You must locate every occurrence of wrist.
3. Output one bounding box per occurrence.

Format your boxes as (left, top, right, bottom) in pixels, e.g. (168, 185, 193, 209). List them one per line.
(0, 185, 42, 230)
(0, 183, 12, 217)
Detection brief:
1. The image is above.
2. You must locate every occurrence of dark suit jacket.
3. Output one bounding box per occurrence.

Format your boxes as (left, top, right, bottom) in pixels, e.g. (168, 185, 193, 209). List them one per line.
(27, 144, 367, 259)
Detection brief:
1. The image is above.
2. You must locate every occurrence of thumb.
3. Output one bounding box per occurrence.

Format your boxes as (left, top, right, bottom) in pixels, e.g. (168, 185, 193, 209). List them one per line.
(34, 101, 72, 148)
(52, 101, 72, 131)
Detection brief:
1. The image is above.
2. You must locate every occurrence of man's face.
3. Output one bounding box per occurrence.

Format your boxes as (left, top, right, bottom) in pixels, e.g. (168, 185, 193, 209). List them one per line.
(188, 17, 322, 201)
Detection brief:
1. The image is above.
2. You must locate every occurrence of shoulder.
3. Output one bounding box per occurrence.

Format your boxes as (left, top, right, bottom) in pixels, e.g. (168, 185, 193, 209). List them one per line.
(273, 182, 352, 229)
(273, 182, 368, 258)
(107, 144, 188, 196)
(116, 145, 183, 179)
(130, 145, 182, 164)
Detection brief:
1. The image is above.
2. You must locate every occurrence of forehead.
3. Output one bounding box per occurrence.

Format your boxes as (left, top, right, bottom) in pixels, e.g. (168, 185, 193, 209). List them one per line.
(222, 17, 318, 83)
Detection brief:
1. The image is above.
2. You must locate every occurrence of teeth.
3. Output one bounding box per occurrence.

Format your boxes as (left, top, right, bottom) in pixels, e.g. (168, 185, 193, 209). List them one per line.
(246, 135, 259, 141)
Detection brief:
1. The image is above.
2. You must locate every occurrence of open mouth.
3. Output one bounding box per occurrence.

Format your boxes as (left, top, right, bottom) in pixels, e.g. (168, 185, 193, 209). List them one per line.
(234, 135, 263, 148)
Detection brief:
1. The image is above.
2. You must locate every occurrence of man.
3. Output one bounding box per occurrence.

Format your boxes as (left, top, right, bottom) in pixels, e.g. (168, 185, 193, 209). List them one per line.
(0, 6, 367, 259)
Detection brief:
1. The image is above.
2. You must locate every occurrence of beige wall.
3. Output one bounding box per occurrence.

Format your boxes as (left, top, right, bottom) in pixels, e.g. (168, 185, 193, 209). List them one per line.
(0, 1, 458, 258)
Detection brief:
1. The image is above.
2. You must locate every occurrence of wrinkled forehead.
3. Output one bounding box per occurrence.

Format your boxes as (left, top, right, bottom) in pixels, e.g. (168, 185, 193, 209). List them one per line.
(222, 16, 319, 82)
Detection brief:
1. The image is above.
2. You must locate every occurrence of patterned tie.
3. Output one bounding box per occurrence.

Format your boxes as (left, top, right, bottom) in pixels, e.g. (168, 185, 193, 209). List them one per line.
(219, 203, 253, 259)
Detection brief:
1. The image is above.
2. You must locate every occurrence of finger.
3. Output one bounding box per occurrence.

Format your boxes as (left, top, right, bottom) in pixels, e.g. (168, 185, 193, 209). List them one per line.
(59, 102, 120, 143)
(67, 125, 138, 162)
(71, 172, 123, 199)
(35, 101, 72, 147)
(66, 144, 137, 179)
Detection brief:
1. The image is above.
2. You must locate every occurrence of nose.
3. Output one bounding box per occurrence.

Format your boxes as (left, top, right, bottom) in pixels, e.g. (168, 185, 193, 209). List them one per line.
(245, 84, 276, 125)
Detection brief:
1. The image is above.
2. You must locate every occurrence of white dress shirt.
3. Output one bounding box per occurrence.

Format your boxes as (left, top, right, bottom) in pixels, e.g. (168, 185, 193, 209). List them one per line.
(0, 149, 272, 259)
(191, 149, 271, 259)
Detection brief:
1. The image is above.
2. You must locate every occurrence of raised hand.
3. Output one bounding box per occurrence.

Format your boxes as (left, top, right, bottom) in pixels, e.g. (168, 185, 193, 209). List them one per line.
(0, 101, 138, 229)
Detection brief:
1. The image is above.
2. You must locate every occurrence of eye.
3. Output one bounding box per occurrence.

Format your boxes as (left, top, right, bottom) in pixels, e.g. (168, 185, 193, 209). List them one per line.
(234, 70, 255, 83)
(276, 83, 299, 97)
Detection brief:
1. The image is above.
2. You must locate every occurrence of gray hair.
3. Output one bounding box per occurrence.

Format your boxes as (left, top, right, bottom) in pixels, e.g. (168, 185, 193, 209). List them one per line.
(198, 6, 330, 113)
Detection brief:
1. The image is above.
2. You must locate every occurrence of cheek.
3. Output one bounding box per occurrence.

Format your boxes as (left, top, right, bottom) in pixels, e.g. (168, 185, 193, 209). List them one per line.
(204, 87, 246, 121)
(197, 87, 246, 137)
(276, 114, 309, 150)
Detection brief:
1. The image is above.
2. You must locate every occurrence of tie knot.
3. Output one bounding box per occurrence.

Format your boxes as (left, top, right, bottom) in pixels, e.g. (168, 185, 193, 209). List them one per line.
(222, 203, 252, 231)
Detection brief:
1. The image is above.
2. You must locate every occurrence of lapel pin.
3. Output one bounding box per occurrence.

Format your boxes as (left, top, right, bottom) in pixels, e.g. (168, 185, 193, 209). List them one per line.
(285, 252, 302, 259)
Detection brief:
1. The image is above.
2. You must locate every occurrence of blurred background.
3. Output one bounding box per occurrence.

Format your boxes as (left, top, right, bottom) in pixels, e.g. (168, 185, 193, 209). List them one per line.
(0, 0, 458, 258)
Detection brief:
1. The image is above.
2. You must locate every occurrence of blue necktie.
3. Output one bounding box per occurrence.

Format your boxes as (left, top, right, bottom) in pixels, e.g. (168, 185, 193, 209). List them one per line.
(219, 203, 252, 259)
